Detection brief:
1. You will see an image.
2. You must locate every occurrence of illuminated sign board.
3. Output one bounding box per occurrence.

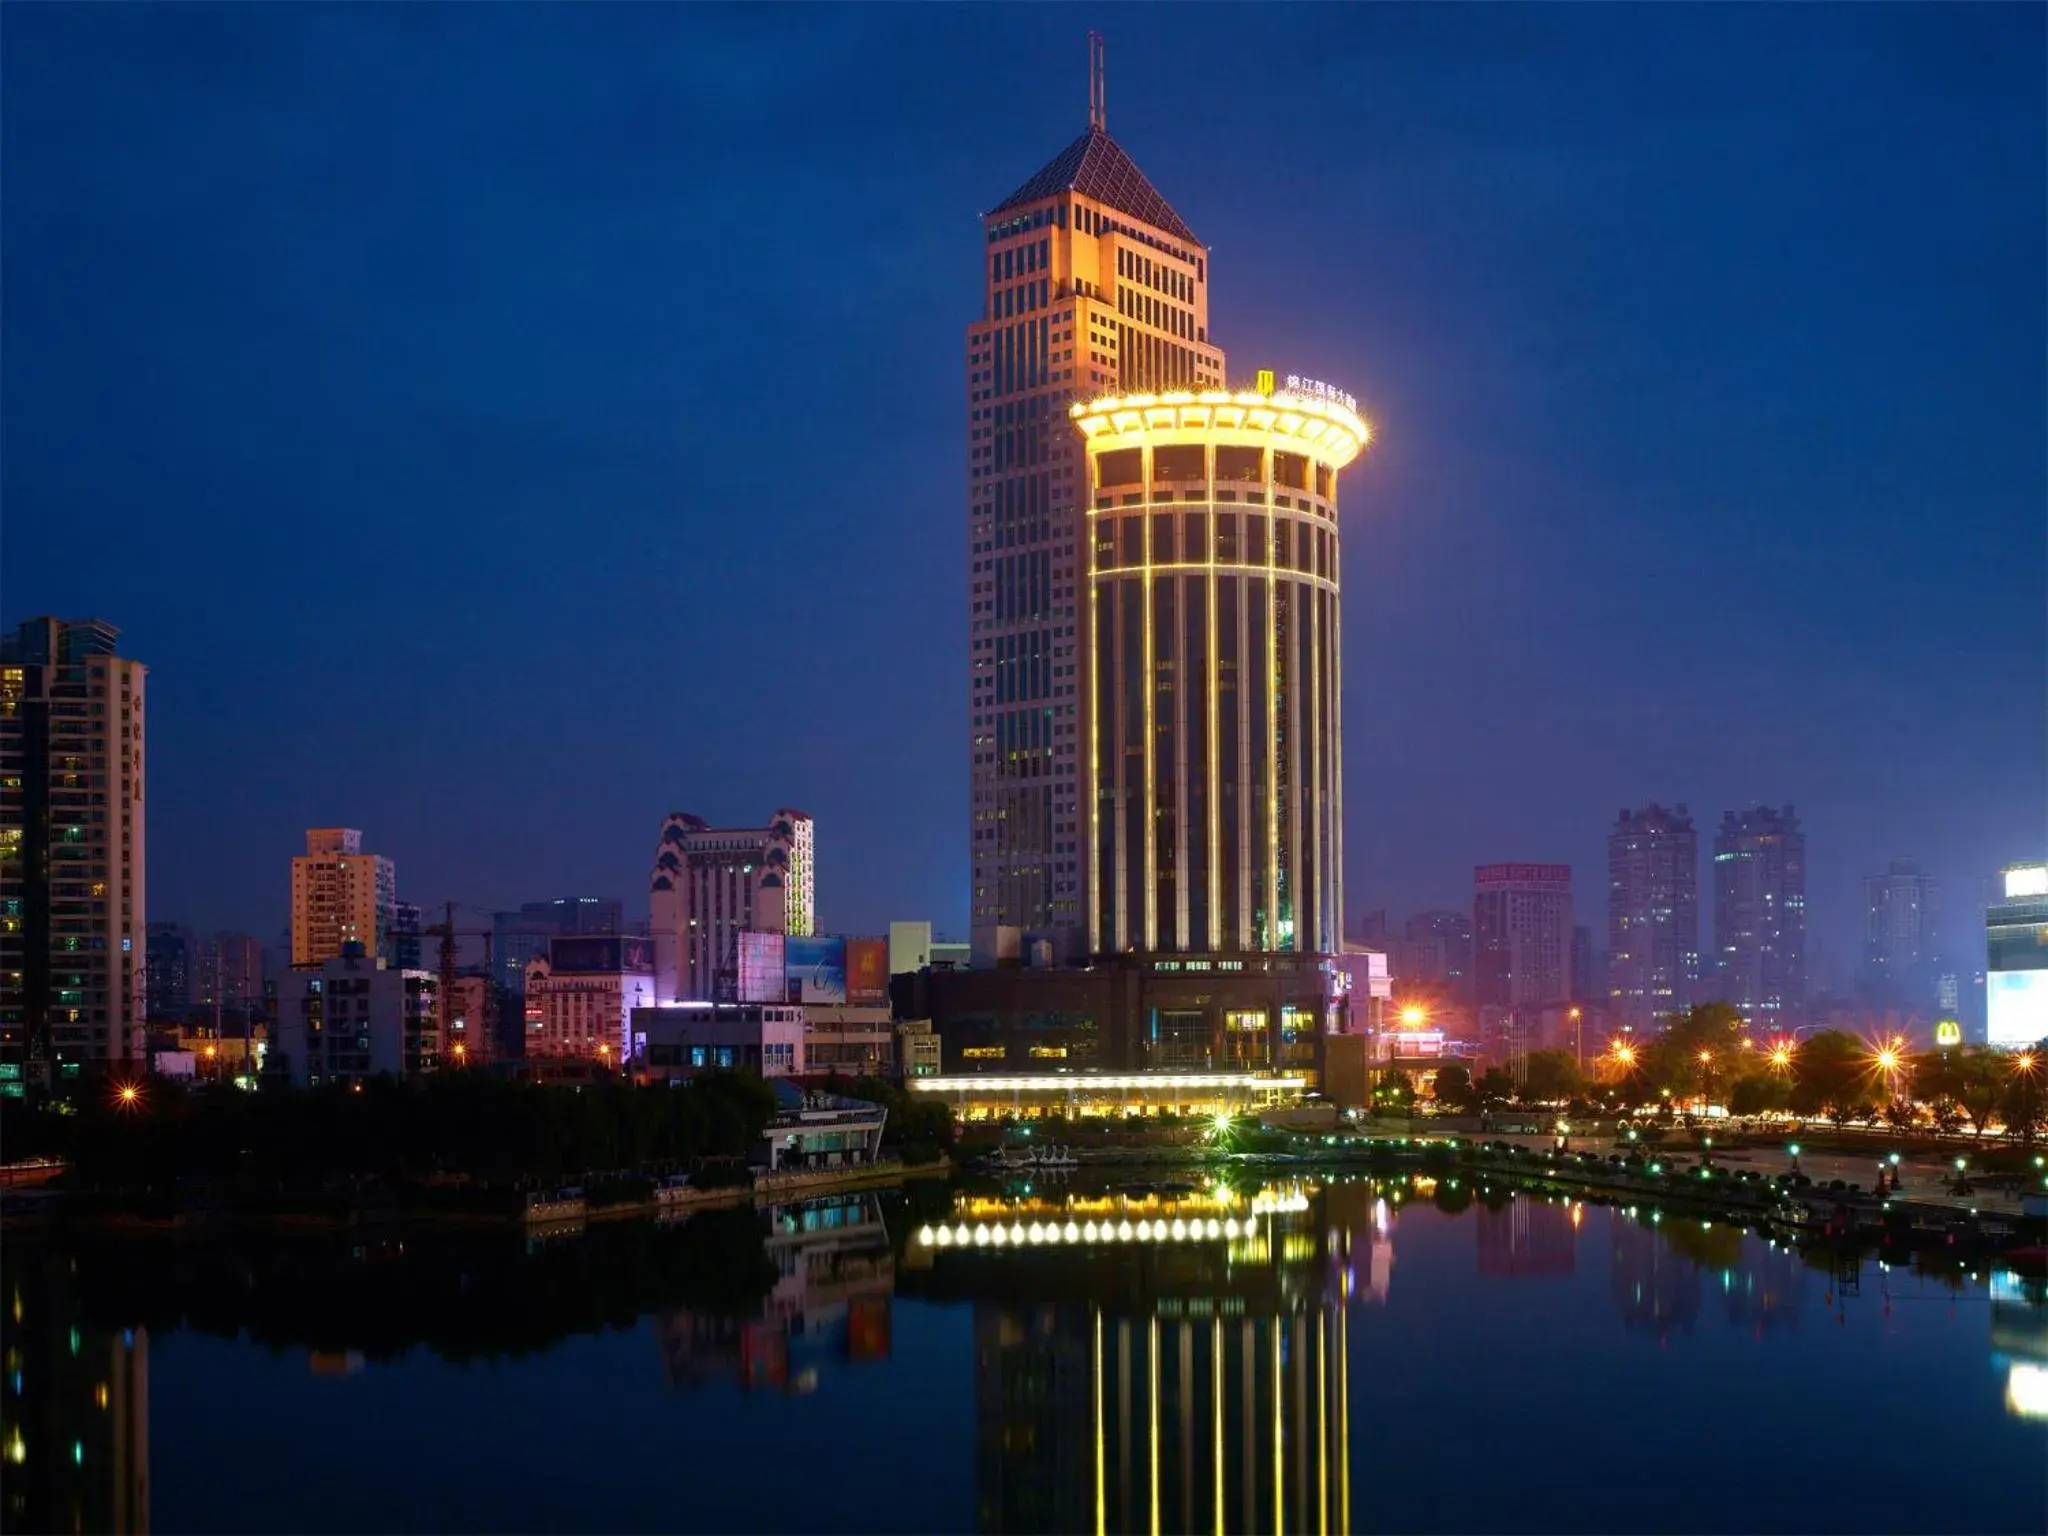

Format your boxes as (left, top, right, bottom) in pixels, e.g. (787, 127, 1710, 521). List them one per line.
(1988, 970, 2048, 1049)
(1255, 369, 1276, 395)
(1475, 863, 1572, 886)
(2005, 865, 2048, 899)
(1282, 374, 1358, 414)
(1934, 1019, 1963, 1047)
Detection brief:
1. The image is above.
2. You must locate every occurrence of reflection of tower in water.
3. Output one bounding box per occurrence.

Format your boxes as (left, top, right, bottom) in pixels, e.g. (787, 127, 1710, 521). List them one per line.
(978, 1301, 1349, 1535)
(1608, 1216, 1700, 1337)
(1, 1252, 149, 1533)
(1475, 1198, 1577, 1279)
(962, 1185, 1350, 1535)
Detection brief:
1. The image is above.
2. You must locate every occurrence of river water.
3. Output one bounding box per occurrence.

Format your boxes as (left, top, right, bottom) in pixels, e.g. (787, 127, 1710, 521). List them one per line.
(6, 1172, 2042, 1534)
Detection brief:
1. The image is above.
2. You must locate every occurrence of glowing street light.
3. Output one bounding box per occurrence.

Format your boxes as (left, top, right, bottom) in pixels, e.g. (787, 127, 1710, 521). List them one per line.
(1399, 1005, 1428, 1029)
(2015, 1052, 2038, 1075)
(114, 1083, 140, 1108)
(1768, 1043, 1792, 1069)
(1610, 1042, 1637, 1069)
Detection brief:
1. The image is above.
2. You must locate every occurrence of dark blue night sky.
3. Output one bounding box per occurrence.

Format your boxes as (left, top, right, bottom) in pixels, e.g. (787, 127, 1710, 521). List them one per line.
(4, 5, 2042, 964)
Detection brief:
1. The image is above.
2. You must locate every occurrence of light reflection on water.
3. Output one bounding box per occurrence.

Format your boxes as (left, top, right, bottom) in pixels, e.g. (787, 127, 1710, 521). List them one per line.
(3, 1173, 2041, 1534)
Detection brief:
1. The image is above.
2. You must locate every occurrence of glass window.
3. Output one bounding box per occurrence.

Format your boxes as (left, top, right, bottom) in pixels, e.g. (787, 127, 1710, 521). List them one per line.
(1150, 512, 1176, 562)
(1215, 512, 1238, 562)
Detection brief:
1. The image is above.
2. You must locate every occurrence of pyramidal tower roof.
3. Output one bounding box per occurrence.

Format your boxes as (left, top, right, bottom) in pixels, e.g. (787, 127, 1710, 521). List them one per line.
(989, 37, 1199, 247)
(989, 125, 1200, 247)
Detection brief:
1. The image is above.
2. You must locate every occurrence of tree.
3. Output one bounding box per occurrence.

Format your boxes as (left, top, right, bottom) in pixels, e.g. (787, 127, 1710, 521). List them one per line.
(1375, 1069, 1416, 1112)
(1474, 1068, 1516, 1107)
(1789, 1031, 1876, 1125)
(1520, 1050, 1582, 1103)
(1640, 1003, 1750, 1098)
(1728, 1074, 1789, 1117)
(1431, 1062, 1473, 1109)
(2000, 1047, 2046, 1145)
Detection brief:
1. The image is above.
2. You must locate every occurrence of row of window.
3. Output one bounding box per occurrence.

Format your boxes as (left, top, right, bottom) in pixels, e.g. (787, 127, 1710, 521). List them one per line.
(1093, 510, 1338, 580)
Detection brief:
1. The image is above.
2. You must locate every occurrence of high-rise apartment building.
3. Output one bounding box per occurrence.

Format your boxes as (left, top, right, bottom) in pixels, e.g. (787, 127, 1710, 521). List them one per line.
(1074, 386, 1364, 955)
(0, 617, 148, 1080)
(1861, 859, 1941, 1013)
(1712, 805, 1806, 1023)
(650, 810, 814, 1003)
(967, 67, 1227, 963)
(1606, 804, 1700, 1032)
(492, 896, 625, 999)
(289, 828, 396, 967)
(1474, 864, 1574, 1015)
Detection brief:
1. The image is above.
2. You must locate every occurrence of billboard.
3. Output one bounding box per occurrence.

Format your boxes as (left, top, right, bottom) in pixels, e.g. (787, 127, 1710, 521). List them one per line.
(737, 932, 787, 1004)
(549, 936, 653, 974)
(846, 938, 888, 1005)
(1988, 970, 2048, 1049)
(785, 936, 847, 1004)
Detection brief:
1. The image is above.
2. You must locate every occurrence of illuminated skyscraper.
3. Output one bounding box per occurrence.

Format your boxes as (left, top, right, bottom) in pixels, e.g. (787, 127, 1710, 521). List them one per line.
(967, 40, 1227, 962)
(1074, 387, 1366, 955)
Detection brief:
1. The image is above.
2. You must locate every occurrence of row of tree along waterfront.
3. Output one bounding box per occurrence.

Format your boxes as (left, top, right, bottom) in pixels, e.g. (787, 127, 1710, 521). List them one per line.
(1393, 1005, 2046, 1141)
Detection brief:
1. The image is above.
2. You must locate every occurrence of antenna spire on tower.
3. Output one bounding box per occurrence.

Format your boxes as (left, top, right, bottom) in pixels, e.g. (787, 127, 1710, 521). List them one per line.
(1088, 31, 1105, 132)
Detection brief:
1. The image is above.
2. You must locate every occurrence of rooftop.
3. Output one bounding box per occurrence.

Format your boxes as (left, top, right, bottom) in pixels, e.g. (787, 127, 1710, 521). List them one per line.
(990, 127, 1199, 247)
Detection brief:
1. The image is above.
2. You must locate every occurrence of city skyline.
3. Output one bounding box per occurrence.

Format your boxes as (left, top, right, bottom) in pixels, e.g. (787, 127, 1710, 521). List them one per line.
(3, 9, 2042, 962)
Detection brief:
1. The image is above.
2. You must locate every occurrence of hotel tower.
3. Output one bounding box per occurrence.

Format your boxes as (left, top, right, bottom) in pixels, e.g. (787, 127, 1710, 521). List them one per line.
(967, 42, 1365, 966)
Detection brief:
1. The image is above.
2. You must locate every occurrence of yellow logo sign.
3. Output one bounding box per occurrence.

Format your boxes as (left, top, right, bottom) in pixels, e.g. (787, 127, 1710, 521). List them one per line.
(1935, 1019, 1962, 1047)
(1255, 369, 1275, 396)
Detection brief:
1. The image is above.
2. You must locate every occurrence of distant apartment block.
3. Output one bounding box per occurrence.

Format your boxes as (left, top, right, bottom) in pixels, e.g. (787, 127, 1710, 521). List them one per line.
(1394, 910, 1473, 1002)
(491, 897, 624, 998)
(197, 932, 264, 1010)
(290, 828, 396, 967)
(146, 922, 196, 1020)
(1474, 864, 1574, 1016)
(1606, 804, 1700, 1033)
(1712, 805, 1806, 1023)
(1861, 859, 1941, 1015)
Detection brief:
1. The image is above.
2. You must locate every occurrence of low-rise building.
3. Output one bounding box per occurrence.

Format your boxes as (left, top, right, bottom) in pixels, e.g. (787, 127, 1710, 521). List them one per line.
(896, 1020, 941, 1078)
(443, 974, 494, 1065)
(759, 1082, 887, 1173)
(524, 935, 656, 1064)
(273, 946, 437, 1086)
(631, 1002, 805, 1079)
(802, 1005, 898, 1077)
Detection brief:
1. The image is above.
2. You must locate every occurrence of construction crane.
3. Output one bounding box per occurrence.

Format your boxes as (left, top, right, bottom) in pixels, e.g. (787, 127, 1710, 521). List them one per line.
(418, 902, 499, 1066)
